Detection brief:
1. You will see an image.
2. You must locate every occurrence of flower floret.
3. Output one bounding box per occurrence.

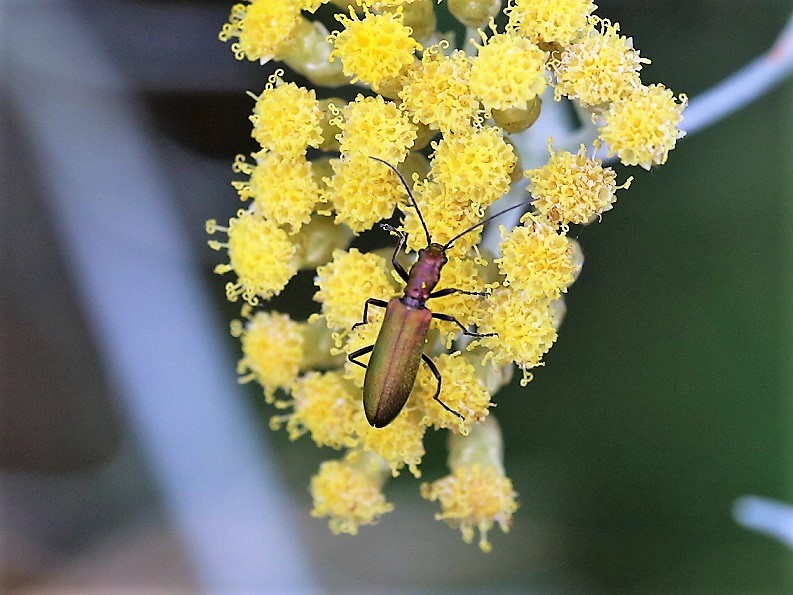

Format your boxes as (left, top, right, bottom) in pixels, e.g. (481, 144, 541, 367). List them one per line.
(324, 155, 408, 232)
(506, 0, 595, 46)
(469, 29, 548, 112)
(336, 95, 417, 164)
(554, 17, 649, 108)
(208, 209, 298, 305)
(527, 143, 632, 226)
(479, 286, 558, 373)
(219, 0, 301, 62)
(249, 73, 323, 155)
(272, 371, 359, 449)
(311, 450, 394, 535)
(431, 126, 516, 209)
(314, 248, 395, 330)
(421, 464, 518, 552)
(232, 152, 320, 234)
(399, 45, 480, 133)
(413, 353, 492, 433)
(599, 83, 687, 170)
(235, 310, 304, 401)
(496, 214, 577, 299)
(329, 8, 421, 89)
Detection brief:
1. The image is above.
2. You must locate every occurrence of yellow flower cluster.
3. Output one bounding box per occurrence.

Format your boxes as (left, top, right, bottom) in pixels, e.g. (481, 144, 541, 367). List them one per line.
(421, 419, 518, 552)
(211, 0, 685, 547)
(554, 17, 649, 108)
(310, 450, 394, 535)
(601, 83, 687, 169)
(329, 7, 421, 89)
(399, 44, 479, 133)
(527, 142, 633, 226)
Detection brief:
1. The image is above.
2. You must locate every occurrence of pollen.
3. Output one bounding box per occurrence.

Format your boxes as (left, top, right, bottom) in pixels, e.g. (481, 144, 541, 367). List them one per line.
(430, 126, 516, 210)
(235, 310, 304, 402)
(505, 0, 596, 47)
(599, 83, 687, 170)
(413, 353, 492, 434)
(356, 407, 427, 477)
(421, 464, 518, 552)
(399, 44, 480, 134)
(232, 152, 321, 234)
(314, 248, 395, 330)
(527, 143, 633, 226)
(336, 94, 417, 164)
(324, 155, 408, 233)
(208, 209, 298, 305)
(469, 28, 548, 112)
(310, 450, 394, 535)
(497, 215, 577, 299)
(401, 179, 483, 257)
(478, 286, 558, 371)
(328, 7, 421, 90)
(249, 73, 323, 155)
(219, 0, 301, 62)
(272, 371, 359, 449)
(554, 17, 649, 109)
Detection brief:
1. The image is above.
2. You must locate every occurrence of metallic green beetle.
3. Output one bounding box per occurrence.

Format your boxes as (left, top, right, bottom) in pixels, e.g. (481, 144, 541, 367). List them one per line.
(348, 158, 524, 428)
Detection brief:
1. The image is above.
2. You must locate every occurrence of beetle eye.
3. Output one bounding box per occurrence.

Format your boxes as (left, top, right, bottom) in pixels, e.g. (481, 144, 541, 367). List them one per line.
(442, 255, 448, 265)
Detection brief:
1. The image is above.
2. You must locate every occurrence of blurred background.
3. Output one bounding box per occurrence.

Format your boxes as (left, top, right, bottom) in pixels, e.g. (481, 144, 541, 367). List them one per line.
(2, 0, 792, 592)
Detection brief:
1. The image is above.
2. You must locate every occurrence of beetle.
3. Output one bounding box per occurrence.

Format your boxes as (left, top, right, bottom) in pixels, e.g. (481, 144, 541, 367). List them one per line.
(347, 157, 525, 428)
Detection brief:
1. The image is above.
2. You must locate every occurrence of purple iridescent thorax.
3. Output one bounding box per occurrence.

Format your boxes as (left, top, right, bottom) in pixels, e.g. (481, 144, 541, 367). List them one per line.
(403, 243, 447, 306)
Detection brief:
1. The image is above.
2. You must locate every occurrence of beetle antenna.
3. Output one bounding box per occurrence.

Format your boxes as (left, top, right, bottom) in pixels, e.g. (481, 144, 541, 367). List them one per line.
(370, 156, 432, 247)
(443, 203, 526, 250)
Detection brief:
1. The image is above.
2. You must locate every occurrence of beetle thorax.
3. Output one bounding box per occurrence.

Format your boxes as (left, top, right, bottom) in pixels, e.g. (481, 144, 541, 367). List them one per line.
(403, 243, 447, 306)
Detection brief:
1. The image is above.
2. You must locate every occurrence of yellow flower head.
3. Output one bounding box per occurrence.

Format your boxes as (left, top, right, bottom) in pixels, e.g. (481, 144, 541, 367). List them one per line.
(311, 450, 394, 535)
(413, 353, 492, 433)
(527, 143, 632, 226)
(496, 215, 577, 299)
(599, 83, 687, 170)
(506, 0, 596, 47)
(314, 248, 395, 330)
(249, 72, 323, 155)
(232, 152, 321, 234)
(207, 210, 298, 305)
(356, 407, 427, 477)
(421, 464, 518, 552)
(430, 256, 494, 344)
(554, 17, 649, 108)
(234, 310, 304, 401)
(431, 126, 516, 209)
(478, 286, 558, 374)
(335, 94, 417, 164)
(402, 179, 483, 257)
(219, 0, 301, 62)
(399, 44, 480, 133)
(324, 155, 408, 232)
(469, 27, 548, 112)
(272, 370, 359, 449)
(329, 7, 422, 89)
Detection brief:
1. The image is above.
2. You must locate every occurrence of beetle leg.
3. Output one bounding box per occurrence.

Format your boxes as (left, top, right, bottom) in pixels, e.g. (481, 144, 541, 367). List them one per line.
(348, 344, 374, 369)
(352, 298, 389, 330)
(429, 287, 490, 299)
(431, 311, 497, 338)
(421, 353, 464, 420)
(380, 223, 409, 283)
